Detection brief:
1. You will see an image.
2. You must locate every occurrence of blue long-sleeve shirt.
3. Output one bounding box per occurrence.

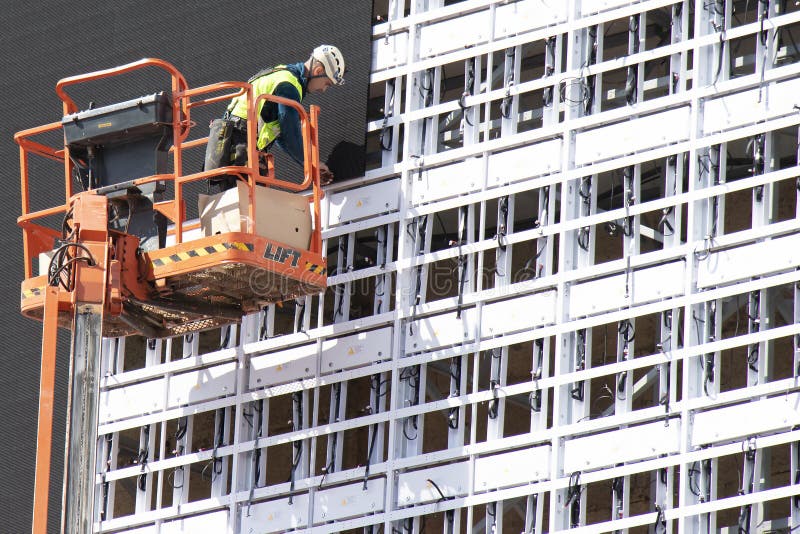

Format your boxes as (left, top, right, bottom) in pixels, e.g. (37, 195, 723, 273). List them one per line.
(262, 62, 307, 165)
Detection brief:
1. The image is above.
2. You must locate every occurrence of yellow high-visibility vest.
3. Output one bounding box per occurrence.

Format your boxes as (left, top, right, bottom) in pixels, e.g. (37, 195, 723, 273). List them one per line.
(228, 66, 304, 150)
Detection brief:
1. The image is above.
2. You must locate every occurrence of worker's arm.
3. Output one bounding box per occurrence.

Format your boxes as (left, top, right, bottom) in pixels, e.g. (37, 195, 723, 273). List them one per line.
(269, 82, 305, 165)
(264, 82, 334, 184)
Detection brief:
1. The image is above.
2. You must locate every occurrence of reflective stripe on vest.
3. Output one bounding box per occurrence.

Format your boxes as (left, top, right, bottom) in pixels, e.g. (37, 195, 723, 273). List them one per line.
(227, 66, 304, 150)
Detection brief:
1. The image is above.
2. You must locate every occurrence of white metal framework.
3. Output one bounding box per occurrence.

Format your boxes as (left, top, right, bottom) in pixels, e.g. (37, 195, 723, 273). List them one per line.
(88, 0, 800, 532)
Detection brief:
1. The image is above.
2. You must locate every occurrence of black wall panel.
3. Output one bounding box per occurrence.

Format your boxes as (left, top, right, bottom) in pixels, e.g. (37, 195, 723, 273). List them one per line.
(0, 2, 373, 530)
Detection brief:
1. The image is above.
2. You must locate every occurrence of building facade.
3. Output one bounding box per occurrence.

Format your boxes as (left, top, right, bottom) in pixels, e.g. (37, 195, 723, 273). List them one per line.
(89, 0, 800, 532)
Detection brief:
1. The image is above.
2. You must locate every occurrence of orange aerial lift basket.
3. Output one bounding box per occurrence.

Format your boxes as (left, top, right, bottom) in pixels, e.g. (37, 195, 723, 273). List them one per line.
(16, 58, 328, 339)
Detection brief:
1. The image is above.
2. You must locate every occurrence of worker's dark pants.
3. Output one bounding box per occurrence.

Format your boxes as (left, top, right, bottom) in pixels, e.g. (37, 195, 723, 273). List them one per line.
(204, 118, 248, 193)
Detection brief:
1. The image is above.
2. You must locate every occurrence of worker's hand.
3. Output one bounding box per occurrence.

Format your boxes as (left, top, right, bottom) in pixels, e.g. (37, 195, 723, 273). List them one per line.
(320, 162, 334, 186)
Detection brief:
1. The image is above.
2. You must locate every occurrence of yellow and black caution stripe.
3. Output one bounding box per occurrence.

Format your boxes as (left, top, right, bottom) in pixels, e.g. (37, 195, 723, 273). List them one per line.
(151, 242, 254, 268)
(22, 286, 44, 299)
(304, 262, 327, 276)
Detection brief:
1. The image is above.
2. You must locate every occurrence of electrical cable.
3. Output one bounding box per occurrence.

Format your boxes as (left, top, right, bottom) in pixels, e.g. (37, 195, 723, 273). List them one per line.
(417, 68, 435, 180)
(688, 462, 702, 496)
(409, 215, 428, 332)
(100, 434, 113, 520)
(363, 374, 383, 489)
(658, 206, 675, 237)
(137, 425, 151, 492)
(459, 58, 476, 127)
(168, 389, 190, 494)
(565, 471, 582, 528)
(288, 393, 303, 503)
(625, 15, 640, 105)
(622, 167, 635, 238)
(738, 438, 757, 533)
(748, 291, 761, 373)
(618, 319, 635, 343)
(259, 305, 271, 341)
(500, 47, 516, 119)
(203, 409, 226, 482)
(47, 242, 97, 290)
(571, 329, 586, 401)
(333, 235, 349, 321)
(654, 505, 667, 533)
(488, 378, 500, 419)
(380, 78, 395, 152)
(794, 436, 800, 508)
(401, 366, 420, 440)
(448, 357, 462, 429)
(543, 36, 557, 107)
(496, 196, 509, 253)
(219, 325, 231, 350)
(577, 227, 590, 251)
(294, 298, 307, 333)
(455, 207, 468, 318)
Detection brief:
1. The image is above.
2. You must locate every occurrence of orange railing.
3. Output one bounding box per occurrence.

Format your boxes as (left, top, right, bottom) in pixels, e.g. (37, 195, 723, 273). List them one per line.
(15, 58, 324, 279)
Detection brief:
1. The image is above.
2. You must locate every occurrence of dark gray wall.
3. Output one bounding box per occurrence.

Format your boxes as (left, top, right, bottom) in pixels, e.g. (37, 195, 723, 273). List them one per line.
(0, 2, 372, 530)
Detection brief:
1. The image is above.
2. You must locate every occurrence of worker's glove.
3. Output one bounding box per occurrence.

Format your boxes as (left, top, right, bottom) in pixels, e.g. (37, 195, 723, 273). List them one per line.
(320, 163, 335, 186)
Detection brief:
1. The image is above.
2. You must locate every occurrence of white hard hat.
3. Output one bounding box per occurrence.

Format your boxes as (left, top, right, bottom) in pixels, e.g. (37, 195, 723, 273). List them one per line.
(312, 45, 345, 86)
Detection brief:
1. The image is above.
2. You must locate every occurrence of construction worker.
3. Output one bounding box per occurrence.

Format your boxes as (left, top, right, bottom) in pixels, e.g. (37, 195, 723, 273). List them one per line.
(205, 44, 345, 190)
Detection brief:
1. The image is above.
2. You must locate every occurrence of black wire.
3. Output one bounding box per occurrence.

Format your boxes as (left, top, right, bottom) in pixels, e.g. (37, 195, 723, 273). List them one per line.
(566, 471, 582, 527)
(175, 416, 187, 441)
(363, 374, 383, 489)
(402, 415, 418, 441)
(714, 29, 726, 85)
(500, 49, 515, 119)
(488, 378, 500, 419)
(416, 67, 435, 173)
(137, 425, 151, 492)
(618, 319, 635, 343)
(578, 177, 592, 204)
(577, 227, 590, 251)
(794, 438, 800, 508)
(333, 235, 349, 321)
(401, 365, 420, 440)
(616, 370, 628, 400)
(621, 167, 635, 237)
(448, 357, 462, 429)
(654, 504, 667, 533)
(380, 79, 396, 151)
(534, 338, 544, 379)
(688, 462, 702, 496)
(294, 298, 307, 333)
(625, 65, 638, 106)
(571, 330, 586, 401)
(259, 305, 270, 340)
(496, 196, 509, 252)
(611, 476, 624, 501)
(168, 465, 184, 489)
(219, 325, 231, 350)
(702, 458, 712, 500)
(455, 208, 468, 318)
(529, 389, 542, 412)
(658, 206, 675, 236)
(202, 409, 226, 482)
(288, 393, 303, 502)
(47, 242, 97, 290)
(543, 36, 556, 107)
(252, 400, 264, 486)
(409, 216, 428, 330)
(100, 434, 113, 519)
(320, 384, 342, 489)
(460, 58, 476, 126)
(427, 478, 452, 502)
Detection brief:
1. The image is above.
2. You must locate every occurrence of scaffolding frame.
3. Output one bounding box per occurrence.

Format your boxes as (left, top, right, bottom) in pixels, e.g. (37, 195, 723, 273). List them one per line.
(78, 0, 800, 532)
